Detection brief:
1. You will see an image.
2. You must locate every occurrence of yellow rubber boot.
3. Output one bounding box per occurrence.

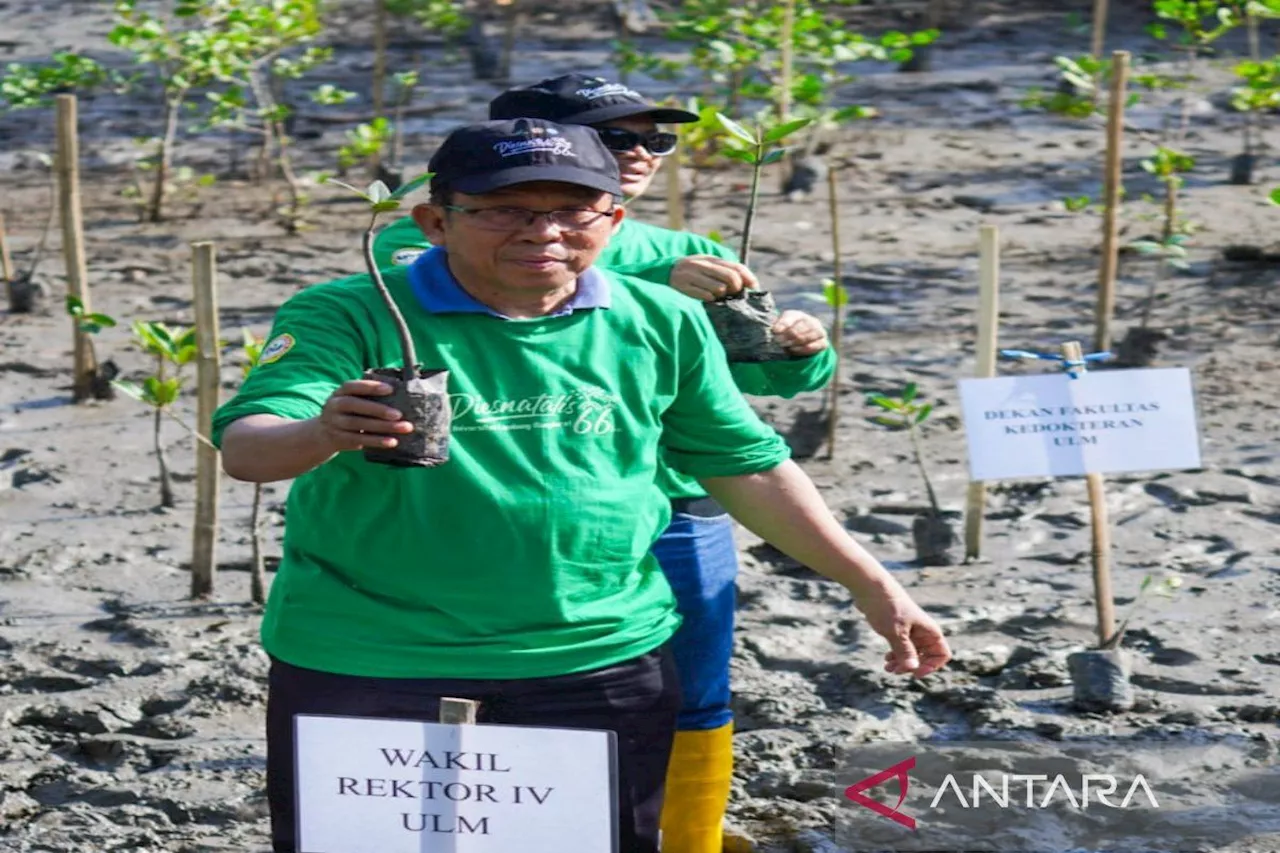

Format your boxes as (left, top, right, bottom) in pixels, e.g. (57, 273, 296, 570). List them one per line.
(659, 722, 734, 853)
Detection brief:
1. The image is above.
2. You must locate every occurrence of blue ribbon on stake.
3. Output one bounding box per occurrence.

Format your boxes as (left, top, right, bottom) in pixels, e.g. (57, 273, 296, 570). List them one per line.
(999, 349, 1114, 379)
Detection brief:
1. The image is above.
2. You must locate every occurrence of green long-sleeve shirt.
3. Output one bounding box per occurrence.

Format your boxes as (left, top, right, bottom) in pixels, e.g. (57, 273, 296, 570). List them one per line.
(212, 264, 791, 679)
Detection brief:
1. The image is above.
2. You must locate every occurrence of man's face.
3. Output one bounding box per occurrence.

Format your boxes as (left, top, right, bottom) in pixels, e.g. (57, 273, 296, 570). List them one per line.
(414, 182, 623, 294)
(596, 116, 662, 200)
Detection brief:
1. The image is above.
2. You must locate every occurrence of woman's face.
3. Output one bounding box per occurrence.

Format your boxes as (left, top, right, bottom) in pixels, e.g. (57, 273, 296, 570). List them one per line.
(596, 116, 663, 200)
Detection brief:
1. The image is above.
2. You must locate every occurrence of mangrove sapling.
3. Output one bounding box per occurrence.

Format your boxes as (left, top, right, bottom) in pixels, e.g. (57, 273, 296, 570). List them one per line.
(703, 113, 810, 363)
(326, 175, 451, 467)
(865, 384, 956, 567)
(65, 297, 120, 400)
(114, 321, 210, 508)
(1068, 573, 1183, 713)
(1230, 56, 1280, 184)
(7, 153, 57, 314)
(240, 329, 269, 604)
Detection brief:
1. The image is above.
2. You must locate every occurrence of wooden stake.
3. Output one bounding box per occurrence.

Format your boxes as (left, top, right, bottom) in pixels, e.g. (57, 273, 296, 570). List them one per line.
(440, 697, 479, 724)
(0, 212, 13, 308)
(1094, 50, 1129, 356)
(497, 0, 518, 83)
(191, 241, 220, 600)
(963, 225, 1000, 560)
(371, 0, 387, 174)
(666, 129, 684, 232)
(1090, 0, 1109, 60)
(823, 166, 843, 461)
(55, 95, 96, 402)
(1062, 341, 1116, 648)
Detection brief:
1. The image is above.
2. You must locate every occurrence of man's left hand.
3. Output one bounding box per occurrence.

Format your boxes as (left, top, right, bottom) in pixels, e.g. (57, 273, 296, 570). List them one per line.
(855, 585, 952, 678)
(772, 310, 829, 357)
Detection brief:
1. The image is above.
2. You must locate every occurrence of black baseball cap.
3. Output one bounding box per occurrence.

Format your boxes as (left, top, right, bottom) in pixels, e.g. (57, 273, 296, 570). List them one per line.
(489, 73, 699, 126)
(428, 118, 621, 196)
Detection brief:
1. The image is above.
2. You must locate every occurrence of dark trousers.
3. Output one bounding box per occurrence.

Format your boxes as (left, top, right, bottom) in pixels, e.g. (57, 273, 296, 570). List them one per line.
(266, 647, 681, 853)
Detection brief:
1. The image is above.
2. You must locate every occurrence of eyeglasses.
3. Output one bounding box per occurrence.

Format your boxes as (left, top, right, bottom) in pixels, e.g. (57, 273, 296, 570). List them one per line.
(444, 205, 616, 231)
(594, 127, 678, 157)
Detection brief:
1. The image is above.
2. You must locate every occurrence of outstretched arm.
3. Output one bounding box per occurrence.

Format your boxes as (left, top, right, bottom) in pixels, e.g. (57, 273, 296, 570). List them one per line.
(701, 460, 951, 678)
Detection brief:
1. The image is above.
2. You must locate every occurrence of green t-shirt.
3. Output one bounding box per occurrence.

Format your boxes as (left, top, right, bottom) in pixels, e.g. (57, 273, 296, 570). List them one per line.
(373, 217, 836, 500)
(211, 263, 791, 680)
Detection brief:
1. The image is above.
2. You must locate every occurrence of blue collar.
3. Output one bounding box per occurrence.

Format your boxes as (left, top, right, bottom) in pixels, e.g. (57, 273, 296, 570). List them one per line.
(407, 247, 610, 319)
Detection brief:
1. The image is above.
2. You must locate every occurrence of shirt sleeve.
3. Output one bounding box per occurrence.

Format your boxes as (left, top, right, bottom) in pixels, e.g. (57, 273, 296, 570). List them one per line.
(729, 345, 837, 398)
(211, 285, 369, 448)
(607, 236, 738, 287)
(660, 304, 792, 479)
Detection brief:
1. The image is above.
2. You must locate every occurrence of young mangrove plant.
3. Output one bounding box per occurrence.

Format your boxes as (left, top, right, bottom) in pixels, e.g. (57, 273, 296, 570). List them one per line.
(1230, 56, 1280, 184)
(325, 174, 451, 467)
(704, 112, 810, 362)
(866, 383, 956, 566)
(115, 321, 203, 508)
(65, 297, 120, 400)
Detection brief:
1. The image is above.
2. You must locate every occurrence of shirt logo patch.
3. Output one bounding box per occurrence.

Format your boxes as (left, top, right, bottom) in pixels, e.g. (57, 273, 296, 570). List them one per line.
(391, 247, 426, 266)
(259, 333, 295, 365)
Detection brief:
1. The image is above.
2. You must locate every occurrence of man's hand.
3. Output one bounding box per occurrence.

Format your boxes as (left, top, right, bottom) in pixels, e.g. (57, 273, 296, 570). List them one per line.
(669, 255, 760, 301)
(855, 584, 951, 677)
(316, 379, 415, 452)
(772, 310, 828, 357)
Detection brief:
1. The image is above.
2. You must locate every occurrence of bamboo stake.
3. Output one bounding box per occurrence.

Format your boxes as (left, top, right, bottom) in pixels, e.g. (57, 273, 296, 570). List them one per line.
(191, 241, 220, 600)
(371, 0, 388, 174)
(440, 697, 479, 724)
(1090, 0, 1109, 60)
(823, 167, 843, 461)
(666, 130, 684, 231)
(0, 212, 13, 308)
(1094, 50, 1129, 356)
(1061, 341, 1116, 648)
(55, 95, 96, 402)
(497, 0, 518, 83)
(963, 225, 1000, 560)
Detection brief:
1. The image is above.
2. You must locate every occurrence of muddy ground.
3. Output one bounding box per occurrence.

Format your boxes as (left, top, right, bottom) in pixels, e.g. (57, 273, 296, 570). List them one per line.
(1, 1, 1279, 851)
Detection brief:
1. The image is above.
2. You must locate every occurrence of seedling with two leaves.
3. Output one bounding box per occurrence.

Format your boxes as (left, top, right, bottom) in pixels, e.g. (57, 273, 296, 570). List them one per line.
(325, 174, 452, 468)
(701, 113, 811, 363)
(114, 321, 210, 508)
(865, 383, 956, 566)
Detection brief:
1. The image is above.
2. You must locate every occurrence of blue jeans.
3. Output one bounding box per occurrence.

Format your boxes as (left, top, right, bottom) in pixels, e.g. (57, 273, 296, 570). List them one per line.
(651, 509, 738, 731)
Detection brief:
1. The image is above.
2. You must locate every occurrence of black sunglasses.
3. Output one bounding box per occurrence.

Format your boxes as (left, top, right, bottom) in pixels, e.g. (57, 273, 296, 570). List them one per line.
(594, 127, 678, 156)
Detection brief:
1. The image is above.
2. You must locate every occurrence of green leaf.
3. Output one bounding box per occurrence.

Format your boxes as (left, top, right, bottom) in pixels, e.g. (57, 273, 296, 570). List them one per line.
(903, 382, 919, 403)
(822, 279, 848, 307)
(367, 180, 392, 203)
(914, 403, 934, 424)
(371, 199, 400, 213)
(326, 177, 373, 202)
(715, 113, 756, 145)
(389, 172, 433, 200)
(760, 148, 787, 165)
(85, 312, 116, 328)
(112, 379, 145, 402)
(1269, 187, 1280, 205)
(65, 295, 85, 317)
(867, 395, 900, 412)
(721, 147, 756, 165)
(762, 117, 812, 144)
(870, 415, 904, 429)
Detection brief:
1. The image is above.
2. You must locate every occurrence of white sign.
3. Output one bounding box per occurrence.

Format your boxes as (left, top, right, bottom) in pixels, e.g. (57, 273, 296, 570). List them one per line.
(295, 715, 616, 853)
(958, 367, 1201, 481)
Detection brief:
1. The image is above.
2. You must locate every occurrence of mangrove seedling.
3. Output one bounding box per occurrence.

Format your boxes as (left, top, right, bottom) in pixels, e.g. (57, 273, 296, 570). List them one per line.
(8, 152, 56, 314)
(326, 174, 451, 468)
(65, 296, 119, 400)
(866, 383, 956, 566)
(702, 112, 810, 363)
(240, 328, 269, 604)
(1103, 573, 1184, 650)
(114, 321, 205, 508)
(1230, 56, 1280, 184)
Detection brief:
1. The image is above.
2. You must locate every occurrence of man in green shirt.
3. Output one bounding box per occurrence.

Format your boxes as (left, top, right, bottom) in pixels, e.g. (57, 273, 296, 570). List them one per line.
(376, 75, 836, 852)
(216, 118, 948, 853)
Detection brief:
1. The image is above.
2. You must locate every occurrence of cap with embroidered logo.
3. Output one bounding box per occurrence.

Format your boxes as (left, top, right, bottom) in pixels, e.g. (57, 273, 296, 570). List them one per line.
(488, 73, 699, 126)
(428, 118, 622, 197)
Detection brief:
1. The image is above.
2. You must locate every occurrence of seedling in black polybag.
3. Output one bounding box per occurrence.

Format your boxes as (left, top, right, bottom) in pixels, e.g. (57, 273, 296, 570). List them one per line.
(326, 174, 451, 468)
